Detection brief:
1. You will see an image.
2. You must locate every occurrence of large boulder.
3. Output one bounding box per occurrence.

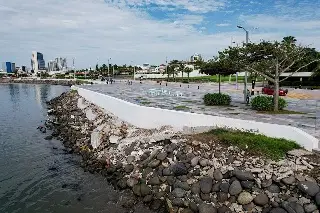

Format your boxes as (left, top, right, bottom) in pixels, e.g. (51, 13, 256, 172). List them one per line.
(297, 181, 320, 197)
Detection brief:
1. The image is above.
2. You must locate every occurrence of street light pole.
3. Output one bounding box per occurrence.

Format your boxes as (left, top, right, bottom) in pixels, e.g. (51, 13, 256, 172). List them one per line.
(107, 58, 111, 81)
(237, 25, 249, 103)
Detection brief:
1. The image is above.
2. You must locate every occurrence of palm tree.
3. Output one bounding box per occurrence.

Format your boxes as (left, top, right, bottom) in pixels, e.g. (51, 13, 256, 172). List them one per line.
(282, 36, 297, 46)
(101, 64, 107, 76)
(184, 67, 193, 83)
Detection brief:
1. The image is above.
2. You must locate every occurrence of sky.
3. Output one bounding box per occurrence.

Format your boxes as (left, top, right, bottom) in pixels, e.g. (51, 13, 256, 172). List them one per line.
(0, 0, 320, 68)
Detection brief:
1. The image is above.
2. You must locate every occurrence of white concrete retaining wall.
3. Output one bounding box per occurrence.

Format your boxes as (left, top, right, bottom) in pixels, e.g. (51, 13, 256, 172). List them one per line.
(134, 70, 208, 79)
(73, 86, 319, 151)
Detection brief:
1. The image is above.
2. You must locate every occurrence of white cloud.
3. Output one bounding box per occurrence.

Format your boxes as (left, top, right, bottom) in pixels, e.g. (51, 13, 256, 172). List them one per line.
(104, 0, 227, 13)
(216, 23, 231, 27)
(240, 14, 320, 30)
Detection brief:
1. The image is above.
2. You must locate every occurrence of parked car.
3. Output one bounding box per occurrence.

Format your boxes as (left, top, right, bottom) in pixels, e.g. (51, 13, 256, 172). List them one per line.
(261, 86, 288, 96)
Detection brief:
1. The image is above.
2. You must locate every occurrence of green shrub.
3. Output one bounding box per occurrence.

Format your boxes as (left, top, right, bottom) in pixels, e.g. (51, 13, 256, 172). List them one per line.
(251, 96, 287, 111)
(203, 93, 231, 106)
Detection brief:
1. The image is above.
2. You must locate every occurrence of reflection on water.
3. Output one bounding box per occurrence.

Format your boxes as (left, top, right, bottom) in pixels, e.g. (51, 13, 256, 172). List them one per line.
(0, 84, 152, 213)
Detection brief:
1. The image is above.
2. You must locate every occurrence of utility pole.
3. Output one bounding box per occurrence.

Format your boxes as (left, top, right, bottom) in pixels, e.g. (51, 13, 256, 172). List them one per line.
(107, 58, 111, 81)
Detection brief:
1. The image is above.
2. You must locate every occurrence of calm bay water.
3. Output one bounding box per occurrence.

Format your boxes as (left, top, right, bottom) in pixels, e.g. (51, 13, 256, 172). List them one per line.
(0, 84, 152, 213)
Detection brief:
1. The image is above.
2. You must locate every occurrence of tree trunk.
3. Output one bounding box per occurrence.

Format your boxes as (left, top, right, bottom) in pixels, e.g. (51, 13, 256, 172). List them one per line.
(188, 73, 190, 83)
(219, 74, 221, 94)
(173, 72, 175, 82)
(182, 71, 184, 80)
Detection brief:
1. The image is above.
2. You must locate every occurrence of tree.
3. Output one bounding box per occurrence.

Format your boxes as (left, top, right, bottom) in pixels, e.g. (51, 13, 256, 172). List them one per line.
(282, 36, 297, 46)
(183, 66, 193, 83)
(200, 57, 238, 93)
(168, 60, 180, 81)
(101, 64, 107, 76)
(217, 38, 319, 111)
(95, 64, 99, 73)
(178, 63, 185, 80)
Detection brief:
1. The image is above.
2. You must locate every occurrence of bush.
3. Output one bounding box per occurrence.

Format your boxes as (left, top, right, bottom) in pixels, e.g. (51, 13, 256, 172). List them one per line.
(251, 96, 287, 111)
(203, 93, 231, 106)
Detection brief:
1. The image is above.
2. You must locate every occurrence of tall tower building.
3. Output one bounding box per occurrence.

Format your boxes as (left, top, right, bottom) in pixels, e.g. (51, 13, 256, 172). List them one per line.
(31, 51, 46, 73)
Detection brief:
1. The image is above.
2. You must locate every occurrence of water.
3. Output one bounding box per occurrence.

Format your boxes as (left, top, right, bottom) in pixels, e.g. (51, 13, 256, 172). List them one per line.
(0, 84, 152, 213)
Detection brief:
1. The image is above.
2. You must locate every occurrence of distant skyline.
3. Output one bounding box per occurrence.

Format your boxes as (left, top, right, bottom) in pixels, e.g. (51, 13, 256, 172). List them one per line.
(0, 0, 319, 68)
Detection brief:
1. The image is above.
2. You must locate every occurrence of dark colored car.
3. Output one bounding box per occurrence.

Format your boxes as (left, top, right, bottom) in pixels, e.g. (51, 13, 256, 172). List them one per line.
(262, 86, 288, 96)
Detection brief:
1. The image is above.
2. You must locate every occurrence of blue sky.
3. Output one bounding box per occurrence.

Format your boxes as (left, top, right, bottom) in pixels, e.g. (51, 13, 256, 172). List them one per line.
(0, 0, 319, 68)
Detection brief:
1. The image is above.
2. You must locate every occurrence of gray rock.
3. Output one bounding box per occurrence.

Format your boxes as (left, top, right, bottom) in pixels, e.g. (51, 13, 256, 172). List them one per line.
(182, 208, 194, 213)
(287, 197, 299, 203)
(189, 202, 198, 212)
(140, 184, 151, 196)
(191, 156, 200, 166)
(234, 170, 254, 181)
(254, 193, 269, 206)
(297, 181, 320, 197)
(213, 170, 223, 181)
(241, 181, 254, 189)
(124, 164, 134, 173)
(315, 192, 320, 205)
(150, 199, 162, 210)
(200, 159, 209, 167)
(270, 208, 287, 213)
(262, 179, 273, 188)
(127, 177, 138, 187)
(212, 182, 221, 192)
(143, 194, 153, 203)
(243, 202, 255, 211)
(199, 203, 217, 213)
(282, 201, 305, 213)
(175, 181, 190, 191)
(227, 155, 235, 164)
(172, 188, 186, 198)
(157, 152, 167, 161)
(148, 159, 161, 168)
(200, 192, 211, 201)
(172, 198, 185, 207)
(127, 156, 135, 164)
(218, 205, 232, 213)
(167, 176, 175, 185)
(191, 182, 201, 195)
(282, 176, 296, 185)
(229, 180, 242, 195)
(268, 184, 281, 193)
(200, 177, 213, 194)
(133, 184, 141, 196)
(217, 192, 228, 202)
(172, 162, 188, 176)
(220, 182, 230, 193)
(148, 176, 160, 185)
(117, 178, 128, 189)
(237, 192, 253, 205)
(163, 167, 172, 176)
(304, 204, 317, 213)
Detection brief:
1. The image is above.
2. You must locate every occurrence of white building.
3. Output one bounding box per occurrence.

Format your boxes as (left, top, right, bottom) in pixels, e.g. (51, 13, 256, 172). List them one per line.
(47, 57, 68, 75)
(31, 51, 46, 74)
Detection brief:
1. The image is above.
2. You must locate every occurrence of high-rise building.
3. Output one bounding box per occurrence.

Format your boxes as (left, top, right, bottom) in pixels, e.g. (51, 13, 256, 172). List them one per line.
(48, 57, 67, 72)
(31, 51, 46, 73)
(2, 62, 14, 73)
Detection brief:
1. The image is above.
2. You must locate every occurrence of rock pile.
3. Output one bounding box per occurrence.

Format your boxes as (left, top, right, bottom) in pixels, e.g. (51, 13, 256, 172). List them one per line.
(46, 91, 320, 213)
(10, 79, 87, 86)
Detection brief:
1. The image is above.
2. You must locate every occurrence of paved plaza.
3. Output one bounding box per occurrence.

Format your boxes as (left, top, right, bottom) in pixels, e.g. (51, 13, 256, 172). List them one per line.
(80, 80, 320, 139)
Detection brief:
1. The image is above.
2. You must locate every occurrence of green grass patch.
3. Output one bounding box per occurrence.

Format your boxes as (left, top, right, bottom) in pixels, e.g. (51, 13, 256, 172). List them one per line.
(181, 100, 197, 103)
(229, 112, 240, 115)
(207, 128, 301, 160)
(173, 105, 190, 110)
(70, 89, 78, 94)
(256, 110, 306, 115)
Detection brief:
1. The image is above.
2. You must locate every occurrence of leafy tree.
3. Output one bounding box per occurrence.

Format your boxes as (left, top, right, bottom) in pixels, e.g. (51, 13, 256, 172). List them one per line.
(178, 63, 185, 80)
(95, 64, 99, 73)
(183, 66, 193, 83)
(200, 57, 238, 93)
(282, 36, 297, 46)
(101, 64, 107, 76)
(216, 38, 319, 111)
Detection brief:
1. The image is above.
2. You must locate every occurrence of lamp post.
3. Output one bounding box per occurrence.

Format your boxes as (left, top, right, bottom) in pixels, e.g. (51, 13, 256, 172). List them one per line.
(107, 57, 111, 81)
(237, 25, 249, 103)
(131, 61, 135, 80)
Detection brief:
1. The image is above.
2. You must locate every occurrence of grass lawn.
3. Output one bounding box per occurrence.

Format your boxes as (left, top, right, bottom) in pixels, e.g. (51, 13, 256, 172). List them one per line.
(167, 75, 265, 83)
(206, 128, 301, 160)
(173, 105, 191, 110)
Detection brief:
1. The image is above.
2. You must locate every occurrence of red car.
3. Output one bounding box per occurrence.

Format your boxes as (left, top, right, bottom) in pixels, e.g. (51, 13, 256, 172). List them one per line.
(261, 86, 288, 96)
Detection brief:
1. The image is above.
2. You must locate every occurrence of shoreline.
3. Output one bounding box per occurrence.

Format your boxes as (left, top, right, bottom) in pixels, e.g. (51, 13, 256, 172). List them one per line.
(0, 78, 91, 86)
(44, 91, 320, 213)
